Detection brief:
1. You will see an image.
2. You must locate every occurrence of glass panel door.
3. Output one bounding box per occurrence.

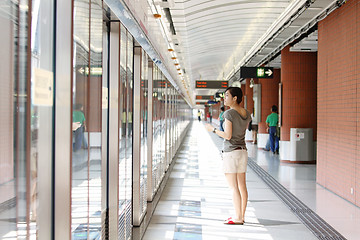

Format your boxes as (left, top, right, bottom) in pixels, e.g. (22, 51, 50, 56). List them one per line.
(124, 29, 134, 240)
(88, 0, 103, 238)
(0, 0, 54, 239)
(71, 0, 103, 238)
(118, 23, 134, 240)
(139, 49, 148, 218)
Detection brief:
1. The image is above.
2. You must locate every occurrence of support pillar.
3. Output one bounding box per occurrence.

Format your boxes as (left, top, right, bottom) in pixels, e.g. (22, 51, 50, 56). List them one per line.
(280, 45, 317, 162)
(239, 84, 245, 108)
(257, 69, 280, 148)
(244, 78, 254, 141)
(244, 78, 254, 111)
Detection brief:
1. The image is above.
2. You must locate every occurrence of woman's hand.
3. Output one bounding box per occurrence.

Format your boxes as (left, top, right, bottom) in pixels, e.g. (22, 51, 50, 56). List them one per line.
(205, 123, 214, 132)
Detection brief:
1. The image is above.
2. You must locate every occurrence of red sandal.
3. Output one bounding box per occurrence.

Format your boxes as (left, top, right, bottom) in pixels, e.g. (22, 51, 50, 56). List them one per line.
(223, 218, 244, 225)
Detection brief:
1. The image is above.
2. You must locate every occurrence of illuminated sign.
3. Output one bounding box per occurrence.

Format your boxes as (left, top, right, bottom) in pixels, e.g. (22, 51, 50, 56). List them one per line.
(78, 66, 103, 76)
(153, 80, 171, 88)
(195, 95, 214, 100)
(195, 81, 228, 89)
(141, 80, 148, 88)
(240, 67, 273, 78)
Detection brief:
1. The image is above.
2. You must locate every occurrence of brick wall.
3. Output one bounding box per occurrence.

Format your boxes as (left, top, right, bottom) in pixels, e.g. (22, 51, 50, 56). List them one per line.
(240, 84, 245, 108)
(258, 69, 280, 133)
(317, 0, 360, 206)
(281, 46, 317, 141)
(211, 102, 221, 119)
(245, 78, 254, 111)
(204, 106, 209, 121)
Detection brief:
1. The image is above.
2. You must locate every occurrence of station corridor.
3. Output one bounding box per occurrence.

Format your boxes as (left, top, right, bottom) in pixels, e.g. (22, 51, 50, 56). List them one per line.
(142, 121, 360, 240)
(2, 1, 360, 239)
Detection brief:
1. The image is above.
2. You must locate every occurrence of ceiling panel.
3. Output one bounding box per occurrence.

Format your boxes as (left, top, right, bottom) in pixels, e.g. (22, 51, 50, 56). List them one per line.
(161, 0, 341, 106)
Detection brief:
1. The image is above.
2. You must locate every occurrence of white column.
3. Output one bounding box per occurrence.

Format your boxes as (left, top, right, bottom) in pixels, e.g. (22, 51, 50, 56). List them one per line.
(132, 46, 145, 226)
(108, 22, 120, 239)
(54, 0, 72, 239)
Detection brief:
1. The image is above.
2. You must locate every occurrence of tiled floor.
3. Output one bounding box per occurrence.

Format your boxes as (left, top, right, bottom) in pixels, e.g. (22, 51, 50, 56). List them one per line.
(246, 138, 360, 240)
(144, 121, 360, 240)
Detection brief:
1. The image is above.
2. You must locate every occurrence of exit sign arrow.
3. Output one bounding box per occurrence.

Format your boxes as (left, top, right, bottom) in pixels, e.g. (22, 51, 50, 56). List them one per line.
(265, 69, 272, 77)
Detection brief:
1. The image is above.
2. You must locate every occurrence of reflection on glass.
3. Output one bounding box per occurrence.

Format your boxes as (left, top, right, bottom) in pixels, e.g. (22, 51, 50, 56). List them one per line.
(1, 1, 24, 239)
(160, 75, 166, 174)
(1, 0, 54, 239)
(124, 31, 134, 238)
(30, 1, 55, 238)
(0, 1, 20, 238)
(151, 66, 166, 193)
(118, 25, 133, 239)
(119, 24, 127, 215)
(88, 0, 103, 237)
(71, 0, 103, 239)
(72, 0, 90, 238)
(152, 67, 160, 192)
(139, 49, 148, 215)
(147, 64, 192, 199)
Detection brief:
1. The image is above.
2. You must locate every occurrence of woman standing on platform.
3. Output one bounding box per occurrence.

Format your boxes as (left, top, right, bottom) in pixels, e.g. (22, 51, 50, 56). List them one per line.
(205, 87, 251, 225)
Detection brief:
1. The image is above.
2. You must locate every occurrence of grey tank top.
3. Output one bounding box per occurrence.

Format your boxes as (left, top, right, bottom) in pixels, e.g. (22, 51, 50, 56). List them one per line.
(223, 108, 251, 152)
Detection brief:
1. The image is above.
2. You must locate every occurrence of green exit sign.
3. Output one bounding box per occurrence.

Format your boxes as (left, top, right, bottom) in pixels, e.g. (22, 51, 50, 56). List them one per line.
(240, 67, 273, 78)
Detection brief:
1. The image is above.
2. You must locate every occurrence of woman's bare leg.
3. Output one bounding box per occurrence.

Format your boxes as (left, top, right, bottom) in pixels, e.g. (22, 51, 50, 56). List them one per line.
(225, 173, 242, 222)
(237, 173, 247, 221)
(252, 130, 257, 143)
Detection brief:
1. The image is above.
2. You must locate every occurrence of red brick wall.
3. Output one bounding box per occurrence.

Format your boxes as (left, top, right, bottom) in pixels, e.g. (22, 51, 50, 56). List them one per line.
(317, 0, 360, 206)
(259, 69, 280, 133)
(281, 46, 317, 141)
(211, 102, 221, 119)
(204, 106, 209, 121)
(245, 78, 254, 111)
(240, 84, 245, 108)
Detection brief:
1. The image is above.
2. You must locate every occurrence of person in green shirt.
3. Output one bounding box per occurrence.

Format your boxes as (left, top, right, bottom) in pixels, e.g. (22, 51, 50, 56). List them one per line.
(73, 104, 86, 151)
(219, 106, 225, 131)
(266, 105, 279, 154)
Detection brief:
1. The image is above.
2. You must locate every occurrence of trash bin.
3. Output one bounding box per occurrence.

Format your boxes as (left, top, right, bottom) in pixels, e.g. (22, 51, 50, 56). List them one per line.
(290, 128, 314, 161)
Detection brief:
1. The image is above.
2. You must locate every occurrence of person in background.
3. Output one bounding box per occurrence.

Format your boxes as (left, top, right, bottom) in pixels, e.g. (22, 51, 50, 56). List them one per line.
(122, 109, 127, 136)
(266, 105, 279, 154)
(197, 110, 201, 122)
(73, 103, 86, 151)
(250, 110, 258, 144)
(206, 111, 210, 122)
(219, 106, 225, 131)
(205, 87, 251, 225)
(128, 111, 133, 136)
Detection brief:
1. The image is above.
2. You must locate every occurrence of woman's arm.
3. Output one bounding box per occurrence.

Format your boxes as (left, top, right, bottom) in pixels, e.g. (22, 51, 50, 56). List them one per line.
(205, 119, 232, 140)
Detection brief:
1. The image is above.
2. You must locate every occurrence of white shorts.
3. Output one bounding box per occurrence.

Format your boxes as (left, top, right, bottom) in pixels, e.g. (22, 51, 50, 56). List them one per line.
(222, 149, 248, 173)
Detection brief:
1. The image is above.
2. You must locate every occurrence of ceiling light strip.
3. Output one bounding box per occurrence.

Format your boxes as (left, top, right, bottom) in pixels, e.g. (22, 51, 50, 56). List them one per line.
(104, 0, 192, 106)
